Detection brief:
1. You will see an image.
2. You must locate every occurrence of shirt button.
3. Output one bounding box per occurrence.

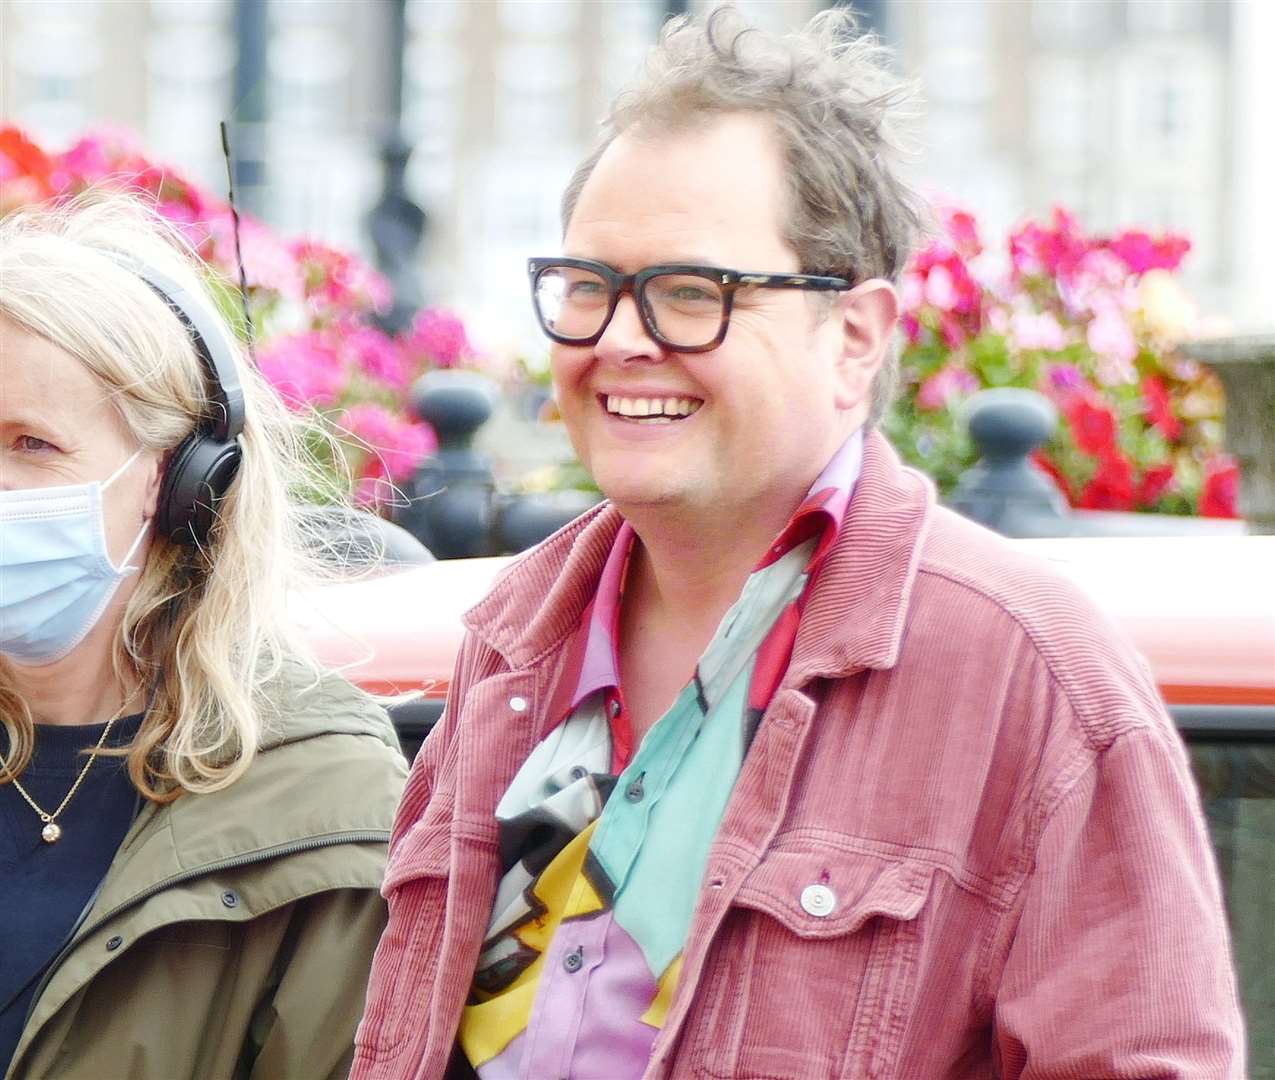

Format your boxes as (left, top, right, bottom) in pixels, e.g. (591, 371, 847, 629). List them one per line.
(509, 696, 528, 713)
(800, 883, 836, 917)
(609, 698, 621, 718)
(624, 779, 644, 802)
(563, 946, 584, 973)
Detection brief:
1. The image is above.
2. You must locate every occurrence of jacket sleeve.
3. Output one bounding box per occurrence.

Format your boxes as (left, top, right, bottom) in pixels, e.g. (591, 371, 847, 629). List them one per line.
(245, 886, 390, 1080)
(992, 725, 1246, 1078)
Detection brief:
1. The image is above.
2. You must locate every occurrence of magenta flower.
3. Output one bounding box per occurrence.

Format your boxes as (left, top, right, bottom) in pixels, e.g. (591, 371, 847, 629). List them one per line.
(341, 403, 438, 482)
(344, 325, 412, 390)
(257, 332, 348, 410)
(404, 308, 474, 369)
(1107, 229, 1191, 275)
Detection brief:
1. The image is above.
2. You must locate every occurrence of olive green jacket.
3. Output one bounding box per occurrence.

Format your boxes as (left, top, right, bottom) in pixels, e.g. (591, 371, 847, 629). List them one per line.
(5, 670, 408, 1080)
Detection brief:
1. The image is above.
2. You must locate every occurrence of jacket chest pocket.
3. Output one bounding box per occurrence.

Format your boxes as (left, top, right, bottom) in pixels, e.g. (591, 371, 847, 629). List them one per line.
(681, 845, 934, 1080)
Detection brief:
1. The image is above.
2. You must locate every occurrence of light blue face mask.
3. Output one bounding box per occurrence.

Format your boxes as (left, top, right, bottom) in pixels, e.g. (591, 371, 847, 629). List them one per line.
(0, 450, 150, 666)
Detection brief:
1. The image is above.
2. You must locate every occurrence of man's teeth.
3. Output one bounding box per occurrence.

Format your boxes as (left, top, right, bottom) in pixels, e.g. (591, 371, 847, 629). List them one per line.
(605, 395, 702, 421)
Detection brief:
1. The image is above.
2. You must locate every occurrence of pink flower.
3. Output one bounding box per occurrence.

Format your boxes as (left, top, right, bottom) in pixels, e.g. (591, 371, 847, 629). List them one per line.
(344, 325, 412, 390)
(1086, 304, 1138, 384)
(290, 239, 392, 315)
(1011, 309, 1067, 352)
(941, 207, 982, 260)
(924, 264, 958, 311)
(404, 308, 475, 369)
(1009, 207, 1089, 283)
(340, 403, 437, 482)
(257, 332, 348, 410)
(900, 271, 925, 313)
(917, 364, 978, 411)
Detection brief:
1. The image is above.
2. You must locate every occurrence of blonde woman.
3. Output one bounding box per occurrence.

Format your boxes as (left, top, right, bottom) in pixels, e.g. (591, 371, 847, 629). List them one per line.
(0, 196, 407, 1080)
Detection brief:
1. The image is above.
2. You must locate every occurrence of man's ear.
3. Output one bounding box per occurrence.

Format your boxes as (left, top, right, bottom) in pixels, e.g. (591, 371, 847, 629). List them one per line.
(833, 279, 899, 413)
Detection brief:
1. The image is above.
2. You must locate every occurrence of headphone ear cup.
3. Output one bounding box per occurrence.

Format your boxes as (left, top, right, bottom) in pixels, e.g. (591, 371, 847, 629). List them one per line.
(157, 434, 243, 546)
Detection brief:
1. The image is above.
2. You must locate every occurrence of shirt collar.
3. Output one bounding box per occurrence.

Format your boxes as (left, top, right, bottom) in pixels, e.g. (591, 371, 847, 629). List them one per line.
(568, 426, 867, 710)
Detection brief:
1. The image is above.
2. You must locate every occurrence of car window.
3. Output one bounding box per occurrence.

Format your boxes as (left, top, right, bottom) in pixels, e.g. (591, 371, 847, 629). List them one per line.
(1189, 736, 1275, 1073)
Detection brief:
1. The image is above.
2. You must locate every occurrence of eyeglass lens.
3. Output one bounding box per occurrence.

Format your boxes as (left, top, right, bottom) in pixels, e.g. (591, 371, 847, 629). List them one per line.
(534, 266, 725, 348)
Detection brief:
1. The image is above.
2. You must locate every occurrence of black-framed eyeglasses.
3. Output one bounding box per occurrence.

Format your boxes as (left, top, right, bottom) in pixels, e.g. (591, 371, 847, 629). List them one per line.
(527, 257, 852, 353)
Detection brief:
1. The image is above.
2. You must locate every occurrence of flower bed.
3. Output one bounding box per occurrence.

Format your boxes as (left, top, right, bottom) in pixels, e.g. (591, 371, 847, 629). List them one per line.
(0, 124, 481, 510)
(887, 205, 1238, 516)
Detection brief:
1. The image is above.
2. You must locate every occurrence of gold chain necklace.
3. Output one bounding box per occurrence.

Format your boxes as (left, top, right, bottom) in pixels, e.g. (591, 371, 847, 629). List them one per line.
(3, 700, 133, 844)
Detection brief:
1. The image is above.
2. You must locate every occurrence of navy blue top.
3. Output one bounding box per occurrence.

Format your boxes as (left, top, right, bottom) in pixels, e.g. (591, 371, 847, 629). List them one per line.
(1, 713, 143, 1072)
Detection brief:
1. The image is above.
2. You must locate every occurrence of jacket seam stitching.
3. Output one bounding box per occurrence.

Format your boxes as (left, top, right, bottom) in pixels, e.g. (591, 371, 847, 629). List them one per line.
(914, 562, 1164, 753)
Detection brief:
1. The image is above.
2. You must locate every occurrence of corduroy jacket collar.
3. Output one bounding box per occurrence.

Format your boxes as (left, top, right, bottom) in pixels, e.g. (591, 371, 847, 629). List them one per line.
(463, 429, 934, 684)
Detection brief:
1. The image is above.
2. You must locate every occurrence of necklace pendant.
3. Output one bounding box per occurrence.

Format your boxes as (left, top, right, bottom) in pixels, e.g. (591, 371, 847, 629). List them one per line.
(41, 822, 62, 844)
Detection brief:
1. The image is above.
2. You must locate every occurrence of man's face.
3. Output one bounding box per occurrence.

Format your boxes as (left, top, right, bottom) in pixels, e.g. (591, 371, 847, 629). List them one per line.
(551, 113, 864, 523)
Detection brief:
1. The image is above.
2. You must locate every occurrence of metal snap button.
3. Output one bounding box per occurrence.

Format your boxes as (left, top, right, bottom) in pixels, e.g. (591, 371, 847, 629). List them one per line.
(509, 696, 529, 713)
(568, 765, 588, 782)
(563, 946, 583, 973)
(105, 935, 124, 952)
(221, 890, 239, 908)
(800, 883, 836, 917)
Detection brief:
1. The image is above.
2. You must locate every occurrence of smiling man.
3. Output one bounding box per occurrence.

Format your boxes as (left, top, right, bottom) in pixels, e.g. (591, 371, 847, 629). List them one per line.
(352, 9, 1243, 1079)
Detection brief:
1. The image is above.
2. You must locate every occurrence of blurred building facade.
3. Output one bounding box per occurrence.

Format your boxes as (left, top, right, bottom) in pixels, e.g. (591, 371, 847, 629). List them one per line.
(2, 0, 1271, 350)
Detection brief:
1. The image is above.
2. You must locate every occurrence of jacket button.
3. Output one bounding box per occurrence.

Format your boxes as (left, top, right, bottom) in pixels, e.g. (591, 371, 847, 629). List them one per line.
(222, 890, 239, 908)
(563, 946, 584, 973)
(105, 935, 123, 952)
(509, 696, 529, 713)
(800, 884, 836, 917)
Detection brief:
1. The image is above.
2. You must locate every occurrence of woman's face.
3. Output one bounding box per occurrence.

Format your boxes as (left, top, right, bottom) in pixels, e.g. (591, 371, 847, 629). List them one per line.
(0, 315, 161, 570)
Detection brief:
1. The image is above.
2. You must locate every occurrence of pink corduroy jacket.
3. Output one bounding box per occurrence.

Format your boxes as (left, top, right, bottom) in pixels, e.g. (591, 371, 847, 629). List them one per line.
(351, 432, 1244, 1080)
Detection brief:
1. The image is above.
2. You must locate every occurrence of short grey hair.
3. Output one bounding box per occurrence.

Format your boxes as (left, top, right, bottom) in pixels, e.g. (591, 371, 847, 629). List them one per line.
(562, 5, 924, 423)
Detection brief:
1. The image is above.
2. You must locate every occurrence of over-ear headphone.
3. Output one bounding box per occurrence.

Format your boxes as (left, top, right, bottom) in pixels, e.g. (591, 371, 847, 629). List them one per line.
(119, 258, 246, 546)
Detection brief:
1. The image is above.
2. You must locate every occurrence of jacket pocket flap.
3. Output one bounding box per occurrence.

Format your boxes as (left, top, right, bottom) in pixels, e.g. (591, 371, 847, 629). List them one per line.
(733, 846, 933, 940)
(383, 819, 451, 892)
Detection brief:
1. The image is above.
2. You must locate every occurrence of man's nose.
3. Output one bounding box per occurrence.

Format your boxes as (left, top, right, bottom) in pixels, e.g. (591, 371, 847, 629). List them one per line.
(594, 292, 661, 365)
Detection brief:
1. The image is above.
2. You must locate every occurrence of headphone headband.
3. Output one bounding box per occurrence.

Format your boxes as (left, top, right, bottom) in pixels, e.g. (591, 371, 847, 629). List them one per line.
(116, 258, 246, 442)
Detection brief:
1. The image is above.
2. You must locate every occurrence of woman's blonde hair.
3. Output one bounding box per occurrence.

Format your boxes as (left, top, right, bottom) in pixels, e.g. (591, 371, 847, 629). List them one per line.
(0, 193, 351, 801)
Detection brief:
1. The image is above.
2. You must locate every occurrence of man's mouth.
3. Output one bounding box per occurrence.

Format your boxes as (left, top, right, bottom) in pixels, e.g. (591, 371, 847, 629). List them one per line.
(602, 394, 703, 425)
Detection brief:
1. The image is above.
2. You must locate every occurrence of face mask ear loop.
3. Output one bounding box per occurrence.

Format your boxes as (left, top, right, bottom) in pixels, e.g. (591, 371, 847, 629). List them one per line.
(117, 518, 152, 575)
(101, 448, 145, 492)
(101, 448, 151, 574)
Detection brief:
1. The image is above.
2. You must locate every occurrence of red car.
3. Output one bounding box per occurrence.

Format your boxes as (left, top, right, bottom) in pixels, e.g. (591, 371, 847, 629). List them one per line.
(303, 534, 1275, 1066)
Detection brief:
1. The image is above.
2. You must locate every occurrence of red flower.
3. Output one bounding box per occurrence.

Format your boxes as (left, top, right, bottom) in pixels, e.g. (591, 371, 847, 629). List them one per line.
(1030, 450, 1072, 501)
(1140, 375, 1182, 441)
(1136, 463, 1175, 506)
(1063, 394, 1119, 456)
(1079, 450, 1136, 511)
(0, 126, 53, 188)
(1200, 455, 1240, 518)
